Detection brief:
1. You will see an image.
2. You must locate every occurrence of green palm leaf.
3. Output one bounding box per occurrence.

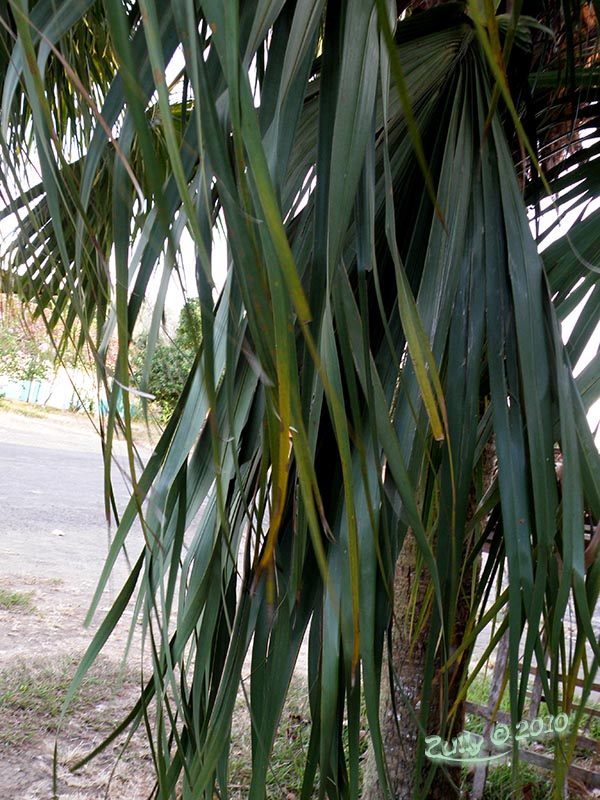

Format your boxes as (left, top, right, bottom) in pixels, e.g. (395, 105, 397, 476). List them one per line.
(1, 1, 599, 798)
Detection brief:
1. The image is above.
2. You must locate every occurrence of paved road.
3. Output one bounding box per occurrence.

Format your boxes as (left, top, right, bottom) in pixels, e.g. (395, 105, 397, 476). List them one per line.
(0, 409, 147, 593)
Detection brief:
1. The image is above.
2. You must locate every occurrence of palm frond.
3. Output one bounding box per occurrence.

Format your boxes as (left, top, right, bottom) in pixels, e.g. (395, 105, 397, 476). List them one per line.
(1, 1, 599, 798)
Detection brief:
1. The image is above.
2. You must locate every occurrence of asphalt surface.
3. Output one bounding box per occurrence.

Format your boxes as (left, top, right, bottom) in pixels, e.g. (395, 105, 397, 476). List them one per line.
(0, 409, 147, 593)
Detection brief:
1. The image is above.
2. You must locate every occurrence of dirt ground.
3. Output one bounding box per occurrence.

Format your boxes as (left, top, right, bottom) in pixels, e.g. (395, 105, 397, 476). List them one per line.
(0, 575, 155, 799)
(0, 405, 157, 798)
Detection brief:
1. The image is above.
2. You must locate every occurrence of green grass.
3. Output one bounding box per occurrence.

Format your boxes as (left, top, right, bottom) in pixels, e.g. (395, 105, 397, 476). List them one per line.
(269, 681, 315, 796)
(229, 679, 315, 798)
(465, 673, 511, 736)
(570, 698, 600, 741)
(0, 587, 35, 611)
(0, 397, 56, 418)
(227, 677, 370, 798)
(475, 762, 571, 800)
(586, 710, 600, 740)
(0, 654, 139, 747)
(466, 672, 511, 709)
(464, 676, 599, 799)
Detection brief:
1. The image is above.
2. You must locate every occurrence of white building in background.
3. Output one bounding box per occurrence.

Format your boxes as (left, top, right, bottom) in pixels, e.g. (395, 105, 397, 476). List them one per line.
(0, 364, 96, 411)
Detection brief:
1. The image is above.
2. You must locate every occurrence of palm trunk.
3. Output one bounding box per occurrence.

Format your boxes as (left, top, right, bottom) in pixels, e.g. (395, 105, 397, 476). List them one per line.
(363, 532, 467, 800)
(364, 444, 495, 799)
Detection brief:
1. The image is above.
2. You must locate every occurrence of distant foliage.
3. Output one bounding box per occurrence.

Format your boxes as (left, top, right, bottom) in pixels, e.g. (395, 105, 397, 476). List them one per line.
(0, 303, 52, 384)
(132, 299, 201, 420)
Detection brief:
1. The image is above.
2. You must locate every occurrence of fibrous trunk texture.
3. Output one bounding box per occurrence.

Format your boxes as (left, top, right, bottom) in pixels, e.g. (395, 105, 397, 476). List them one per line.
(363, 531, 469, 800)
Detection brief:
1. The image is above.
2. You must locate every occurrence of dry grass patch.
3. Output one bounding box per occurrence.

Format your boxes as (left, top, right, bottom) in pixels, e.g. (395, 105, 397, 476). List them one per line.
(0, 653, 139, 747)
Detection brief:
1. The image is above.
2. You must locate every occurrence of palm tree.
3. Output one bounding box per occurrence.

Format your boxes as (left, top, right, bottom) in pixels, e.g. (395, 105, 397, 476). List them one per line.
(1, 1, 599, 798)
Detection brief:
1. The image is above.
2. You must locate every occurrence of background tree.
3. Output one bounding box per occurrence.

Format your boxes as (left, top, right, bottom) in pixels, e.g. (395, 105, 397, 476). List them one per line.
(1, 2, 599, 799)
(131, 298, 202, 420)
(0, 300, 53, 387)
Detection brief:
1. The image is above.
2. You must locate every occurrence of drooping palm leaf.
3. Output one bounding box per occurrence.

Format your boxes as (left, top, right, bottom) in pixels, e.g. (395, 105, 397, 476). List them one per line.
(1, 1, 600, 799)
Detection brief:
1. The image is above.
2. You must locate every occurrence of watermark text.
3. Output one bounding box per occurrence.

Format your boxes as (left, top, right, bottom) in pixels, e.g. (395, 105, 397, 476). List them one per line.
(425, 713, 572, 765)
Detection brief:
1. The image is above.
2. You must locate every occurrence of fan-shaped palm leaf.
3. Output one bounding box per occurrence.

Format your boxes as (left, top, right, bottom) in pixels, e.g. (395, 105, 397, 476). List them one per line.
(1, 1, 599, 798)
